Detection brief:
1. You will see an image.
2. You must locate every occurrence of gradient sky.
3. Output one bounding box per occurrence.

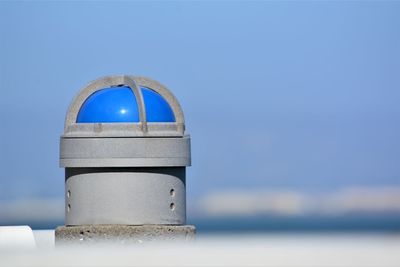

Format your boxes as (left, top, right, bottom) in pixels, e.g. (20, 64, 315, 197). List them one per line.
(0, 1, 399, 204)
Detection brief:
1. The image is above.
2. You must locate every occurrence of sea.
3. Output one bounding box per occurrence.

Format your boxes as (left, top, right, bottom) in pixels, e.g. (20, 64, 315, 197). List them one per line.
(6, 214, 400, 234)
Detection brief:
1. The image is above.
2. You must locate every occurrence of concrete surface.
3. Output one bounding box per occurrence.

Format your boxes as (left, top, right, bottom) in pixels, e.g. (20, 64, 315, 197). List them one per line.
(55, 225, 196, 245)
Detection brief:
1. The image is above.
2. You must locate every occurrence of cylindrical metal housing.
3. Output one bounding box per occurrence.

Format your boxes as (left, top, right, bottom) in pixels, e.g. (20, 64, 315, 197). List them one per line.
(60, 75, 191, 226)
(65, 167, 186, 225)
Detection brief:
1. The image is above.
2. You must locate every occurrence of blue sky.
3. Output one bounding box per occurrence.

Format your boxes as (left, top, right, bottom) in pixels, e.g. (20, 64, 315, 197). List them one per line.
(0, 1, 399, 204)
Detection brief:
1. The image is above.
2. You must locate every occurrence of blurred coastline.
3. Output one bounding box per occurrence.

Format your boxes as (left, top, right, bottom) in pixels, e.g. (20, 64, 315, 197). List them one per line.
(2, 186, 399, 233)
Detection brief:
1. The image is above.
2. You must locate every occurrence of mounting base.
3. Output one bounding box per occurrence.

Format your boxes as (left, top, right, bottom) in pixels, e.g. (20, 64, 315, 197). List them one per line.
(55, 225, 196, 245)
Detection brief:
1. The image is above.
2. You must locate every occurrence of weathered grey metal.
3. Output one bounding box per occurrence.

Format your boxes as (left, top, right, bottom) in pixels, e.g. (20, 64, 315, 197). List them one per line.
(55, 225, 196, 245)
(65, 167, 186, 225)
(58, 75, 193, 232)
(62, 123, 183, 138)
(61, 158, 190, 169)
(60, 136, 191, 167)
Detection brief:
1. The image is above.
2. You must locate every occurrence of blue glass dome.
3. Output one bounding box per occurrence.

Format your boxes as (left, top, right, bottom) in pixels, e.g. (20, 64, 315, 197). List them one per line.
(77, 86, 175, 123)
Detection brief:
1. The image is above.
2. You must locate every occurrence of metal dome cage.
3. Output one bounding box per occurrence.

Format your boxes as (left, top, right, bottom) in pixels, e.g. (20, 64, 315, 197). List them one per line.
(63, 75, 186, 137)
